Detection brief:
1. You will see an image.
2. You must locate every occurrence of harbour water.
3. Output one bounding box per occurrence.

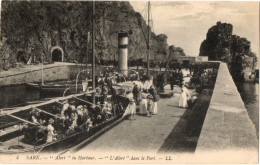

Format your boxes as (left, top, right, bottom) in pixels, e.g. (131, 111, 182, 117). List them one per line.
(236, 82, 259, 136)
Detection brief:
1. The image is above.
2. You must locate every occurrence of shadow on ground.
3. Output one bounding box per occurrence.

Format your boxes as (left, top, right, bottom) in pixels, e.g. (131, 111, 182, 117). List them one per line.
(158, 89, 213, 153)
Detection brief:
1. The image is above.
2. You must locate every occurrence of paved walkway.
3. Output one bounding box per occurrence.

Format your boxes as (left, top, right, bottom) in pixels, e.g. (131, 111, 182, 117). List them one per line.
(76, 85, 195, 154)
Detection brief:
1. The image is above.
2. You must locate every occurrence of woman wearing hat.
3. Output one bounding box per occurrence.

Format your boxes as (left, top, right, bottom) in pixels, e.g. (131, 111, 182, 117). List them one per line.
(46, 118, 56, 143)
(179, 84, 191, 108)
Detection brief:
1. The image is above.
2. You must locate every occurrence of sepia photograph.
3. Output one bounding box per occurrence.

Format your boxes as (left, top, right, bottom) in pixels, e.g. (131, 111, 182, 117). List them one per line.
(0, 0, 259, 163)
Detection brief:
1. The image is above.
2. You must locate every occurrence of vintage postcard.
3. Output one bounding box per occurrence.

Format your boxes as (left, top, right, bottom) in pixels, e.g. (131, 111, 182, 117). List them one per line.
(0, 0, 259, 164)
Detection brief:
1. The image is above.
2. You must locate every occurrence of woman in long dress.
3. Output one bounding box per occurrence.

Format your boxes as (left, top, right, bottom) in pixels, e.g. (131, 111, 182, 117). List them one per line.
(46, 118, 56, 143)
(139, 93, 148, 115)
(148, 85, 159, 115)
(179, 85, 190, 108)
(122, 97, 136, 120)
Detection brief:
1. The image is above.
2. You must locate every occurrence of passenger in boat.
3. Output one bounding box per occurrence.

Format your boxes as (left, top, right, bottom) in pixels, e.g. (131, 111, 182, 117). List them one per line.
(179, 84, 191, 108)
(46, 118, 57, 143)
(76, 105, 84, 126)
(63, 118, 72, 133)
(61, 100, 69, 119)
(29, 109, 41, 124)
(96, 114, 102, 124)
(97, 102, 104, 121)
(51, 105, 59, 115)
(69, 106, 78, 130)
(82, 105, 89, 121)
(101, 102, 112, 121)
(101, 83, 108, 103)
(85, 115, 93, 131)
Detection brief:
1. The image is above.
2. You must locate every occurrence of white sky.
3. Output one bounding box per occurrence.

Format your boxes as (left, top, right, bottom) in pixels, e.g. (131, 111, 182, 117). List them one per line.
(130, 1, 259, 57)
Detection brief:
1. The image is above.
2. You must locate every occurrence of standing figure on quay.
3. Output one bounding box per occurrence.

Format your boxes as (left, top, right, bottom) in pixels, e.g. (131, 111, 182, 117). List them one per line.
(148, 85, 159, 115)
(122, 91, 136, 120)
(178, 84, 191, 108)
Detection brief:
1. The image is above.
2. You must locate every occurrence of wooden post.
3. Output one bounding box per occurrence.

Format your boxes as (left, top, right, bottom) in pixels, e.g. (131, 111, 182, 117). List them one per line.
(92, 1, 96, 105)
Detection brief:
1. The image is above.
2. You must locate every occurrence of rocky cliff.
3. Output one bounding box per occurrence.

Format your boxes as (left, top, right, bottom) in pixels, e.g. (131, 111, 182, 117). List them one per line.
(0, 1, 185, 71)
(199, 22, 257, 82)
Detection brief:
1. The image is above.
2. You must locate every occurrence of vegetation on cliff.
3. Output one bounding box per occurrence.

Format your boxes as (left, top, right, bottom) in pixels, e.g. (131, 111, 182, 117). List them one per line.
(0, 1, 185, 71)
(199, 21, 257, 82)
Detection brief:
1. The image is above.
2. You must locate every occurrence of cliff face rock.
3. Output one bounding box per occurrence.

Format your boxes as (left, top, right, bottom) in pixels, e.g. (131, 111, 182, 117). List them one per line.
(0, 1, 185, 71)
(199, 22, 257, 82)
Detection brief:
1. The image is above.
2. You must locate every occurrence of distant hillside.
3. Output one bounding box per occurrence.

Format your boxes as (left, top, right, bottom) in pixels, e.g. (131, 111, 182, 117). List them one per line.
(199, 21, 257, 82)
(0, 1, 185, 71)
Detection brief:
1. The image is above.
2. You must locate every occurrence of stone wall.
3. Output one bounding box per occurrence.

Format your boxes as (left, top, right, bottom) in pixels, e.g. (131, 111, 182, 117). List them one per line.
(0, 65, 71, 86)
(195, 62, 258, 160)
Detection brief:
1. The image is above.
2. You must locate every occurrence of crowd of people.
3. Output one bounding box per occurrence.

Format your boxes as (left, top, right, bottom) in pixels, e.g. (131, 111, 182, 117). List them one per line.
(23, 64, 217, 145)
(25, 98, 116, 144)
(122, 76, 160, 119)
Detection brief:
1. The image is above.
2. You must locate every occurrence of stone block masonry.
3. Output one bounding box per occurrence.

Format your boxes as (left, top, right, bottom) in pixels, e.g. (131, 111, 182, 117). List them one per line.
(0, 63, 79, 86)
(195, 62, 258, 163)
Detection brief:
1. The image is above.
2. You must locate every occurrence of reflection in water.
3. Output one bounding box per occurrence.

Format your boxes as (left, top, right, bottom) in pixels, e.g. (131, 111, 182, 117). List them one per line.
(0, 85, 62, 108)
(236, 83, 259, 136)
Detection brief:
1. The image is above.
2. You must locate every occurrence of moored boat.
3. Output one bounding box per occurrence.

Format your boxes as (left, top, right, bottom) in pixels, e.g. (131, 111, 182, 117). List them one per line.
(26, 79, 92, 94)
(0, 90, 131, 154)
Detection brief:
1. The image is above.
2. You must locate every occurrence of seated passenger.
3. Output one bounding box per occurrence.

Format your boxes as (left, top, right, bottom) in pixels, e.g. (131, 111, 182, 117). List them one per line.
(29, 108, 40, 125)
(69, 106, 78, 130)
(101, 103, 112, 121)
(76, 105, 84, 125)
(102, 83, 108, 102)
(86, 116, 93, 132)
(61, 100, 69, 119)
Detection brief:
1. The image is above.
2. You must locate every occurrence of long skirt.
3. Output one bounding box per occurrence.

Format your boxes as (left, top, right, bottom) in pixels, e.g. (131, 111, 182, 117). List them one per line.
(151, 102, 158, 114)
(46, 132, 53, 143)
(179, 94, 188, 108)
(123, 103, 136, 117)
(139, 99, 148, 115)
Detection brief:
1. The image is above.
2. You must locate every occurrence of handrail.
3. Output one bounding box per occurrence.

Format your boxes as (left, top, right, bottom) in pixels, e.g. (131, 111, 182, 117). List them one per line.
(114, 72, 126, 82)
(76, 69, 90, 93)
(72, 96, 95, 106)
(34, 107, 63, 120)
(63, 87, 71, 97)
(5, 114, 39, 126)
